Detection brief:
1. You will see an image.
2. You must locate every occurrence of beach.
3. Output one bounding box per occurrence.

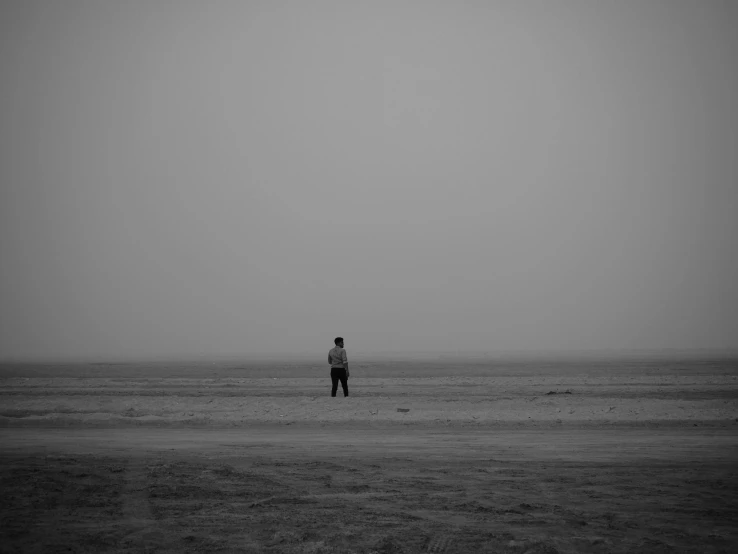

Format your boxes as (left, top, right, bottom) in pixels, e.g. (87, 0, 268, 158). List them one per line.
(1, 356, 736, 552)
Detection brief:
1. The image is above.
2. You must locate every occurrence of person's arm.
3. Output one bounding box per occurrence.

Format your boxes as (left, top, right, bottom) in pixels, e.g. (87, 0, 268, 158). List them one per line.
(328, 351, 332, 366)
(342, 349, 349, 377)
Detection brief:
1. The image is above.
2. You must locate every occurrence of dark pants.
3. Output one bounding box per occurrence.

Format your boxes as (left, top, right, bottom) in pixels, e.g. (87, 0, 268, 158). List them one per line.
(330, 367, 349, 397)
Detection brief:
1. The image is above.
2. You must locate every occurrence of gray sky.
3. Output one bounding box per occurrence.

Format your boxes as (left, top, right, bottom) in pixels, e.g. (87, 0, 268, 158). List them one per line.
(1, 0, 737, 360)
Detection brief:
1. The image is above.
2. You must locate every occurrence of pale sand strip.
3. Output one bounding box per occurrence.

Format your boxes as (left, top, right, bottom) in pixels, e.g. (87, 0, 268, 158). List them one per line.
(1, 375, 736, 427)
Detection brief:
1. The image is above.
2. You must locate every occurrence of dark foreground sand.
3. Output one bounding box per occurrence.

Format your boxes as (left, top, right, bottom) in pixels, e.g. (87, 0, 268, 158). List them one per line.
(1, 358, 737, 553)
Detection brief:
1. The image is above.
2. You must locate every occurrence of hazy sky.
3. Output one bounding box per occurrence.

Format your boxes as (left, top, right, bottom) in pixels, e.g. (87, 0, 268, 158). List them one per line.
(1, 0, 736, 359)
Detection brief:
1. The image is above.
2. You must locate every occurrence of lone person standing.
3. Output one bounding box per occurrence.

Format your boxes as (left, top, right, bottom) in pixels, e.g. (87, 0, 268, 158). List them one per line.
(328, 337, 349, 397)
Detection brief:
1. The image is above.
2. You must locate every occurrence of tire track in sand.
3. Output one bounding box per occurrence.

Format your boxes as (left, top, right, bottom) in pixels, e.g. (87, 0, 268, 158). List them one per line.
(120, 456, 162, 549)
(426, 533, 453, 553)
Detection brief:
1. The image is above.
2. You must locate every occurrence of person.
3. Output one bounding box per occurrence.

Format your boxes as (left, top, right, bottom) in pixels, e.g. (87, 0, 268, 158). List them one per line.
(328, 337, 349, 397)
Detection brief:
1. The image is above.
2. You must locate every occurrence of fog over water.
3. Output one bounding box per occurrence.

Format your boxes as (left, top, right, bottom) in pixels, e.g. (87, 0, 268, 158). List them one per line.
(1, 1, 737, 360)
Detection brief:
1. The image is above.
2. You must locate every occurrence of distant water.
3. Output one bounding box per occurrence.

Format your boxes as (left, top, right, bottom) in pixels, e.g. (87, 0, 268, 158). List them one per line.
(1, 354, 736, 379)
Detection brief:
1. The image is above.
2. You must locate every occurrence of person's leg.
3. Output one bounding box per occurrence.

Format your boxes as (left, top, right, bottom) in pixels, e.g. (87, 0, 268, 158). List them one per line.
(340, 369, 349, 397)
(330, 369, 339, 397)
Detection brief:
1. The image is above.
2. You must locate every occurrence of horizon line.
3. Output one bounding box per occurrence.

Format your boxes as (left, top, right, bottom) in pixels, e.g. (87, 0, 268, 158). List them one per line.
(2, 347, 738, 364)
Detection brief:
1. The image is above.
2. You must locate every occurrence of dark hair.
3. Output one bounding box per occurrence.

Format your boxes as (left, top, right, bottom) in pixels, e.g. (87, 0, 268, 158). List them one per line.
(334, 337, 344, 345)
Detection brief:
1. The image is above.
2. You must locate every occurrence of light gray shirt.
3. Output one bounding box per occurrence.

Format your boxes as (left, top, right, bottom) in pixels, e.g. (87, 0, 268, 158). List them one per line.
(328, 346, 348, 368)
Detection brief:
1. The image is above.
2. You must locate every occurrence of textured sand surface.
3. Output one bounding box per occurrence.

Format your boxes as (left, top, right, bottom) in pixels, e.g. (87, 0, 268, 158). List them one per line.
(1, 358, 737, 553)
(1, 371, 736, 427)
(2, 425, 737, 553)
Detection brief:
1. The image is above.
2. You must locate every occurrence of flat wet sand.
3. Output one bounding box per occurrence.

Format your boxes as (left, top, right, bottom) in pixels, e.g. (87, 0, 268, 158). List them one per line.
(2, 426, 738, 463)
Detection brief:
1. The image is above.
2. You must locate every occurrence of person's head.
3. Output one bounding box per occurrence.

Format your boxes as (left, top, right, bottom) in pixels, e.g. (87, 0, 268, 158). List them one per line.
(334, 337, 344, 347)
